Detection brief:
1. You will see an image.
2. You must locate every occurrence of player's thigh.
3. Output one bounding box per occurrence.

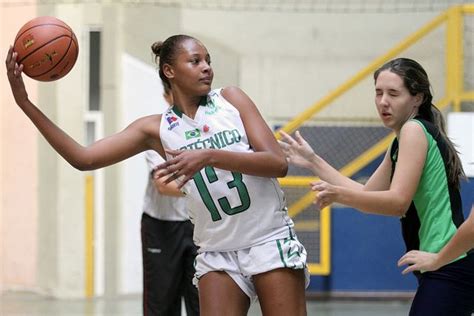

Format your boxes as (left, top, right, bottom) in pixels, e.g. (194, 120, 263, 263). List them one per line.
(198, 271, 250, 316)
(254, 268, 307, 316)
(410, 277, 474, 316)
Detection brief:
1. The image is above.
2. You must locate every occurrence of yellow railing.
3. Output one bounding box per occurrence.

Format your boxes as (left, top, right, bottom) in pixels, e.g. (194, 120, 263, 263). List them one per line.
(277, 4, 474, 275)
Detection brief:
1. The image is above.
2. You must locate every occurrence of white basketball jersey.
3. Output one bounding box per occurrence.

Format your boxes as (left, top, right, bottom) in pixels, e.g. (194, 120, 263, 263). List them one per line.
(142, 150, 189, 221)
(160, 88, 295, 252)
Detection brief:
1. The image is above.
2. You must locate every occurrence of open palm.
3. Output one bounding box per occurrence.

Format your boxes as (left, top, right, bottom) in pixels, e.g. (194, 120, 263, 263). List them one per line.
(279, 130, 316, 170)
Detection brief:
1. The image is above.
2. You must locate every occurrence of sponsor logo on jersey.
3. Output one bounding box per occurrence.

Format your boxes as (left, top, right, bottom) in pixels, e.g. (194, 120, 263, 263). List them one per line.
(179, 129, 242, 150)
(166, 115, 179, 130)
(205, 100, 220, 115)
(185, 128, 201, 140)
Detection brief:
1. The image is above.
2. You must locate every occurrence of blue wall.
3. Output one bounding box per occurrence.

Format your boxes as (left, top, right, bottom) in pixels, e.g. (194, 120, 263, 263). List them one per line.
(307, 178, 473, 294)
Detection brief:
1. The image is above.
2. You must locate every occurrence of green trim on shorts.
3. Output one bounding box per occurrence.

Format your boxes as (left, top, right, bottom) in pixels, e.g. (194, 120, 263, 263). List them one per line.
(276, 239, 288, 268)
(276, 237, 303, 268)
(287, 224, 295, 240)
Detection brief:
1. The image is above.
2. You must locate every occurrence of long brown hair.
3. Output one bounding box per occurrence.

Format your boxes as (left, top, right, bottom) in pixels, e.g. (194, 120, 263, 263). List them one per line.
(374, 58, 465, 188)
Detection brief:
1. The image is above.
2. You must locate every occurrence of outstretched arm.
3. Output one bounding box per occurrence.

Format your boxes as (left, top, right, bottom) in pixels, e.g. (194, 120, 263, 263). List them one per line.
(6, 46, 161, 170)
(280, 122, 426, 216)
(398, 205, 474, 273)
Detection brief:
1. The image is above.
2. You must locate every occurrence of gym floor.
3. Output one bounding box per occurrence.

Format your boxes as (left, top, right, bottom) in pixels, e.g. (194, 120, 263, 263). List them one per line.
(1, 291, 412, 315)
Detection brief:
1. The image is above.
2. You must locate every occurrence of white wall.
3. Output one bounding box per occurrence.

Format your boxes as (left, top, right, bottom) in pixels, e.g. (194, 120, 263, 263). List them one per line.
(448, 112, 474, 177)
(181, 10, 446, 125)
(0, 3, 39, 293)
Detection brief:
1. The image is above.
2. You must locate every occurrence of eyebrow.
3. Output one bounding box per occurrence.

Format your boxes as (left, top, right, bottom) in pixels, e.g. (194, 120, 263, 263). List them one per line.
(188, 52, 210, 59)
(375, 87, 401, 93)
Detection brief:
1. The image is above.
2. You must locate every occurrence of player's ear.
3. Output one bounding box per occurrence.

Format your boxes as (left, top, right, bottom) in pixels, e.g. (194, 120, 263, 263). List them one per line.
(415, 92, 423, 106)
(163, 63, 174, 80)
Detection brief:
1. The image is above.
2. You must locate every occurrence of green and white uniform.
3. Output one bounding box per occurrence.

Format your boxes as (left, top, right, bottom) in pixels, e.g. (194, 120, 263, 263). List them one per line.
(159, 88, 296, 252)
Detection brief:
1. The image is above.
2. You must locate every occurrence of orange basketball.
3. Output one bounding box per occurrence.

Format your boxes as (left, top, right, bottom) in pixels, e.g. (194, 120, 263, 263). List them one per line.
(13, 16, 79, 82)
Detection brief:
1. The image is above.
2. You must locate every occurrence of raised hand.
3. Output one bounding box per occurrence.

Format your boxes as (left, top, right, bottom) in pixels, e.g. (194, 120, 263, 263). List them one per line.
(155, 149, 211, 188)
(397, 250, 441, 274)
(279, 130, 316, 170)
(5, 46, 28, 105)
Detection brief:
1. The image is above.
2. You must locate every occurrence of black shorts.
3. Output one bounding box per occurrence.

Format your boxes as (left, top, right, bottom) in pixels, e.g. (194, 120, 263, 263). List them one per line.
(410, 252, 474, 316)
(141, 213, 200, 316)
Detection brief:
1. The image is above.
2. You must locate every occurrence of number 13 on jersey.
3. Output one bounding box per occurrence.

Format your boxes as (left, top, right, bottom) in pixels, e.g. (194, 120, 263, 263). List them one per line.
(192, 166, 251, 221)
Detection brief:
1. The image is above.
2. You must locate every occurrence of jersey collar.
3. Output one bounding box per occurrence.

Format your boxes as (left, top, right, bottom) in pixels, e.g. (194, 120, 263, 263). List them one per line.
(171, 96, 208, 118)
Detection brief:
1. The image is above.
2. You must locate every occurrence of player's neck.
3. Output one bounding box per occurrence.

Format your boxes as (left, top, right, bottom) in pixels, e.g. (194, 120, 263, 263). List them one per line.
(172, 96, 201, 119)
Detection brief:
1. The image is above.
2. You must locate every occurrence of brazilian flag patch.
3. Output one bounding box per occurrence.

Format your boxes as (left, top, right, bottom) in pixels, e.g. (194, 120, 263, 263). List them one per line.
(185, 128, 201, 140)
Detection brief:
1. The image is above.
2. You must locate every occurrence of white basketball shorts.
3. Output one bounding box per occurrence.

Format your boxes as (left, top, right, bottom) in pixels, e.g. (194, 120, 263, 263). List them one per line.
(193, 236, 310, 301)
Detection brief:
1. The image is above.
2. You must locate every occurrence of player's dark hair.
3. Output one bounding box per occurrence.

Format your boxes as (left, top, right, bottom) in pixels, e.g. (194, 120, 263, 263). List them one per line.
(151, 34, 196, 91)
(374, 58, 465, 188)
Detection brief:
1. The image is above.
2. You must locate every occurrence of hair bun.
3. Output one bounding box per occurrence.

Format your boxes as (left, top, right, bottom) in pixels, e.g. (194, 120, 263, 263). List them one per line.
(151, 41, 163, 56)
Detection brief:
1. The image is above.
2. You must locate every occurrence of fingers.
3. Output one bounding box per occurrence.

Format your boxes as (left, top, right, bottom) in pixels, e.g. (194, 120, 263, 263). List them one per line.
(310, 181, 325, 192)
(155, 161, 170, 171)
(164, 172, 181, 185)
(310, 181, 334, 210)
(155, 159, 180, 179)
(277, 140, 290, 151)
(177, 174, 193, 189)
(152, 168, 168, 179)
(155, 155, 188, 184)
(397, 250, 418, 266)
(294, 130, 307, 146)
(397, 251, 422, 274)
(6, 47, 24, 78)
(314, 195, 328, 210)
(402, 265, 417, 275)
(14, 61, 23, 77)
(7, 51, 18, 70)
(399, 259, 419, 274)
(154, 162, 191, 189)
(155, 153, 181, 171)
(156, 149, 184, 174)
(159, 164, 181, 178)
(279, 130, 295, 145)
(313, 196, 329, 211)
(5, 46, 13, 65)
(397, 251, 411, 266)
(17, 62, 24, 74)
(6, 50, 15, 74)
(165, 148, 182, 157)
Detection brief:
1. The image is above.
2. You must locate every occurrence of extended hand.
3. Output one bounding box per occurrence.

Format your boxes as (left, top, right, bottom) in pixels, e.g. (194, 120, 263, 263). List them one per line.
(155, 149, 211, 188)
(311, 180, 338, 210)
(5, 46, 28, 105)
(397, 250, 441, 274)
(279, 130, 316, 170)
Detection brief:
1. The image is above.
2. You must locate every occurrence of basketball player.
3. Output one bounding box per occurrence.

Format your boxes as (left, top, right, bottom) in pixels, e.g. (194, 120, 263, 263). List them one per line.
(279, 58, 474, 315)
(6, 34, 308, 316)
